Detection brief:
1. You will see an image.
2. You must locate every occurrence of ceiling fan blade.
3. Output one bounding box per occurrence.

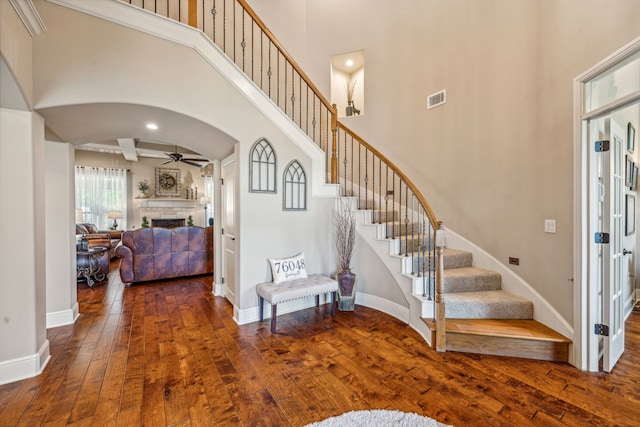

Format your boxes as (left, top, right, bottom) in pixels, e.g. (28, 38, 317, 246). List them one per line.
(161, 159, 174, 165)
(181, 159, 206, 167)
(181, 157, 207, 162)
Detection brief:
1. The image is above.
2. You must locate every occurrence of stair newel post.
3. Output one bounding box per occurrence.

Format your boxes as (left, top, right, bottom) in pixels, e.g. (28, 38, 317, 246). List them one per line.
(331, 104, 338, 184)
(435, 221, 446, 352)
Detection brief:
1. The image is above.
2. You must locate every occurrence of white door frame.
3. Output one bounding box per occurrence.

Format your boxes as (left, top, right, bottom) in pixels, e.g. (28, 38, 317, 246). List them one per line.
(573, 36, 640, 371)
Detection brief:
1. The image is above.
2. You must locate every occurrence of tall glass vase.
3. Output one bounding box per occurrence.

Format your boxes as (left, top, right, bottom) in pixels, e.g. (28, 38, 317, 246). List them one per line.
(337, 268, 357, 311)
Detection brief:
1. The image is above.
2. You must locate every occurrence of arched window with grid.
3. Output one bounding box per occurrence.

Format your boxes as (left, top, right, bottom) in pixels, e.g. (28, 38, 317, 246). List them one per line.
(249, 138, 277, 193)
(283, 160, 307, 211)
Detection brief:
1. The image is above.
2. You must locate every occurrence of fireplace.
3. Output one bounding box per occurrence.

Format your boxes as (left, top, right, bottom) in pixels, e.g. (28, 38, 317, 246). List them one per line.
(151, 218, 185, 228)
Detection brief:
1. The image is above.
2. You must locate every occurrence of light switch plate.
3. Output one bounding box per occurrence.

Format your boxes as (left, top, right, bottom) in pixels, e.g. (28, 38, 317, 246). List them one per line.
(544, 219, 556, 233)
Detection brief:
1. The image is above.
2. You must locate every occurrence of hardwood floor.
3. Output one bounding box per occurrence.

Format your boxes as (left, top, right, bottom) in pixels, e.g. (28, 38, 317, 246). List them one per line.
(1, 265, 639, 426)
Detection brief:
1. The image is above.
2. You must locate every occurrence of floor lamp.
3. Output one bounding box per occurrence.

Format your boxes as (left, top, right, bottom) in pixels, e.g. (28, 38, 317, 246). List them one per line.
(200, 196, 211, 227)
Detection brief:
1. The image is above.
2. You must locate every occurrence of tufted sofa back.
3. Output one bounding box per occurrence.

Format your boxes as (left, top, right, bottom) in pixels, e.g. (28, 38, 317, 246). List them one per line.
(117, 226, 214, 284)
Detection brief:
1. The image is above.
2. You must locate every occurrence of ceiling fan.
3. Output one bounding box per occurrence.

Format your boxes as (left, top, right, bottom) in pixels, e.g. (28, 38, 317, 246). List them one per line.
(162, 145, 208, 167)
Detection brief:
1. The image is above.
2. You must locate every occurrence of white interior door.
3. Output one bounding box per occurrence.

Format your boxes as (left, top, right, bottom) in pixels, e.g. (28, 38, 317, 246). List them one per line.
(602, 121, 626, 372)
(221, 155, 237, 304)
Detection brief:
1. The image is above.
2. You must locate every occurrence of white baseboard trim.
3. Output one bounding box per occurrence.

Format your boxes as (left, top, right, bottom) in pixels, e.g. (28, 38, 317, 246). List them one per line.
(233, 292, 409, 328)
(235, 294, 334, 325)
(0, 340, 51, 386)
(355, 292, 410, 323)
(212, 282, 224, 296)
(46, 302, 79, 328)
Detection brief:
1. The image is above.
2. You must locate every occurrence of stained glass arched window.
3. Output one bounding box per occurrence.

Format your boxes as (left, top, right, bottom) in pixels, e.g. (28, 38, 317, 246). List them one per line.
(283, 160, 307, 211)
(249, 138, 276, 193)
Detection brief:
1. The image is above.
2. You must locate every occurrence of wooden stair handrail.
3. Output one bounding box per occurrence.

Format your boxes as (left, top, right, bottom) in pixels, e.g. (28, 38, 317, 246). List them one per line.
(337, 122, 440, 230)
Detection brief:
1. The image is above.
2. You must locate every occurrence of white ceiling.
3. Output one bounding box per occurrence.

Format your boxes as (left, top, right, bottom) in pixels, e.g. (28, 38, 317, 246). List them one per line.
(38, 102, 237, 162)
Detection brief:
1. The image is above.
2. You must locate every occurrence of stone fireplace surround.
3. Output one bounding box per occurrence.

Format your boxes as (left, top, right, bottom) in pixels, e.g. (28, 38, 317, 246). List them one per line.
(137, 198, 197, 227)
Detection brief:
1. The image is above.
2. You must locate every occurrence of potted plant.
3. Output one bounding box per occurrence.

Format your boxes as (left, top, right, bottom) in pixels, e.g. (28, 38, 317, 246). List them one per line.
(137, 180, 150, 198)
(345, 79, 358, 116)
(334, 198, 357, 310)
(187, 215, 194, 226)
(141, 216, 149, 228)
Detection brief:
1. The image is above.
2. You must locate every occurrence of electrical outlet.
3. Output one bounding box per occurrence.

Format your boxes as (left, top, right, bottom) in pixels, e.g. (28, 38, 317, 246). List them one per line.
(509, 257, 519, 266)
(544, 219, 556, 233)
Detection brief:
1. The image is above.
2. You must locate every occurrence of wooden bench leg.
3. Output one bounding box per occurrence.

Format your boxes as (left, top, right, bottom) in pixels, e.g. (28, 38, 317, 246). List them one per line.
(315, 295, 320, 307)
(259, 296, 264, 321)
(330, 291, 336, 316)
(271, 304, 277, 333)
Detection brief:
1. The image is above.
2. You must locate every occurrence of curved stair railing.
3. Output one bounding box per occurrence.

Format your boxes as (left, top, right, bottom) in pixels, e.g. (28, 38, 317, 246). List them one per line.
(121, 0, 446, 350)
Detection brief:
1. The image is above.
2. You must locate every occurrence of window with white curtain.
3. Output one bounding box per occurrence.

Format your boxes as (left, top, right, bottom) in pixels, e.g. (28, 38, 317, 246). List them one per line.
(204, 174, 214, 226)
(75, 166, 128, 230)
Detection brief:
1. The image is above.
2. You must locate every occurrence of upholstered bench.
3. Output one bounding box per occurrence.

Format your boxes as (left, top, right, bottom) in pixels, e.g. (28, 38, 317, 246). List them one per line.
(257, 274, 338, 333)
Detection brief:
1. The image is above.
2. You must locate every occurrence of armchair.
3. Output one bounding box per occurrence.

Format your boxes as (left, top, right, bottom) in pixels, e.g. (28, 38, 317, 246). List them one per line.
(76, 223, 122, 259)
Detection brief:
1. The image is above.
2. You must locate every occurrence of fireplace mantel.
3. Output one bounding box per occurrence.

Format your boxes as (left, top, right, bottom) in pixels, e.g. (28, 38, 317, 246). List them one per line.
(137, 198, 197, 208)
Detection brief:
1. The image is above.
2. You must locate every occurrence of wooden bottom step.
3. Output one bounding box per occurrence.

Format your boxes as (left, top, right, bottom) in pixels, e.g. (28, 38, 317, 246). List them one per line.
(424, 318, 571, 362)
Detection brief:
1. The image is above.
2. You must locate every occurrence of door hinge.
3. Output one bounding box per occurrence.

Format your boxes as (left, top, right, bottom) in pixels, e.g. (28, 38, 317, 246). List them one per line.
(594, 323, 610, 336)
(595, 140, 610, 152)
(594, 232, 610, 244)
(220, 178, 224, 185)
(221, 277, 225, 284)
(221, 228, 224, 235)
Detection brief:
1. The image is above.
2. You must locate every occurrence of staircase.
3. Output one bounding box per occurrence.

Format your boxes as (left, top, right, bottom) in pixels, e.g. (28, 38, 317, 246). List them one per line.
(363, 208, 571, 362)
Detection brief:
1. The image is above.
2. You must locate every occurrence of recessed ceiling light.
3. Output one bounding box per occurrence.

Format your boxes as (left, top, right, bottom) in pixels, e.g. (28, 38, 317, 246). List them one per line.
(346, 59, 354, 67)
(146, 123, 158, 130)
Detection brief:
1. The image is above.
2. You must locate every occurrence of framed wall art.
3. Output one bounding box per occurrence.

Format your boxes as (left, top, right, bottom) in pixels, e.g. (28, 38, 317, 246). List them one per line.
(625, 155, 634, 188)
(626, 194, 636, 235)
(155, 167, 182, 197)
(628, 122, 636, 154)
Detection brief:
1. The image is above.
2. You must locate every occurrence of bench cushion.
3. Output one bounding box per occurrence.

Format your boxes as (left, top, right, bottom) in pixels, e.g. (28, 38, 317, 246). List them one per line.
(256, 274, 338, 304)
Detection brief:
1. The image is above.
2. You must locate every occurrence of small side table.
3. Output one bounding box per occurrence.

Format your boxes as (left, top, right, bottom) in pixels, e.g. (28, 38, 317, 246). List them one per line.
(76, 246, 107, 287)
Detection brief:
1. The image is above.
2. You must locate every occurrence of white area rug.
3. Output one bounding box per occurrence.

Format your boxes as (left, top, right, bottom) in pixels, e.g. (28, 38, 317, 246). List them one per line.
(305, 409, 453, 427)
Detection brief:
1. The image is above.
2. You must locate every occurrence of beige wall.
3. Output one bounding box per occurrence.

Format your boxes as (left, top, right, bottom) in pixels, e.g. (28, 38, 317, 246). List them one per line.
(248, 0, 640, 323)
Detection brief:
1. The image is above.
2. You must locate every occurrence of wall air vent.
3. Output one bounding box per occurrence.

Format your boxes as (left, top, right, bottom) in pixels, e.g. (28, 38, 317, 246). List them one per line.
(427, 90, 446, 109)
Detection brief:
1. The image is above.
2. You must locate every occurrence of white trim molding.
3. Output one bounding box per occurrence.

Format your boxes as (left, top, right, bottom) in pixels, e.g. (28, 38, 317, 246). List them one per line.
(46, 302, 79, 328)
(9, 0, 46, 37)
(355, 292, 409, 323)
(0, 340, 50, 386)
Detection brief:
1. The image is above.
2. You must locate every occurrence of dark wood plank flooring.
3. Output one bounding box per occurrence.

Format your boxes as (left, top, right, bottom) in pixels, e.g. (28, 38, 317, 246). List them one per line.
(0, 263, 639, 426)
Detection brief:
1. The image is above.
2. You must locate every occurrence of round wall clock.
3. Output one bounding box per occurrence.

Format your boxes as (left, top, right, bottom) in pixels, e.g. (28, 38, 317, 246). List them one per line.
(159, 173, 176, 189)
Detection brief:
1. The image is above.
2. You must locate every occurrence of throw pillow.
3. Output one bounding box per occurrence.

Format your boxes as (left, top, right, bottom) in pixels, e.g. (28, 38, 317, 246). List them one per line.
(269, 252, 308, 284)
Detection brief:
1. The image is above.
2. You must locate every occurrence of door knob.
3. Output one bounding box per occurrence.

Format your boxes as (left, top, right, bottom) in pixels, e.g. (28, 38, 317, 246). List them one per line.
(623, 248, 632, 255)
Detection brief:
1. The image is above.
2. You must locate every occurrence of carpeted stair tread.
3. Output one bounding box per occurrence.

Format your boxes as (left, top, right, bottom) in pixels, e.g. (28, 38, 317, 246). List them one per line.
(442, 249, 473, 269)
(407, 248, 473, 273)
(443, 266, 501, 293)
(372, 210, 401, 223)
(385, 222, 421, 237)
(445, 290, 533, 319)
